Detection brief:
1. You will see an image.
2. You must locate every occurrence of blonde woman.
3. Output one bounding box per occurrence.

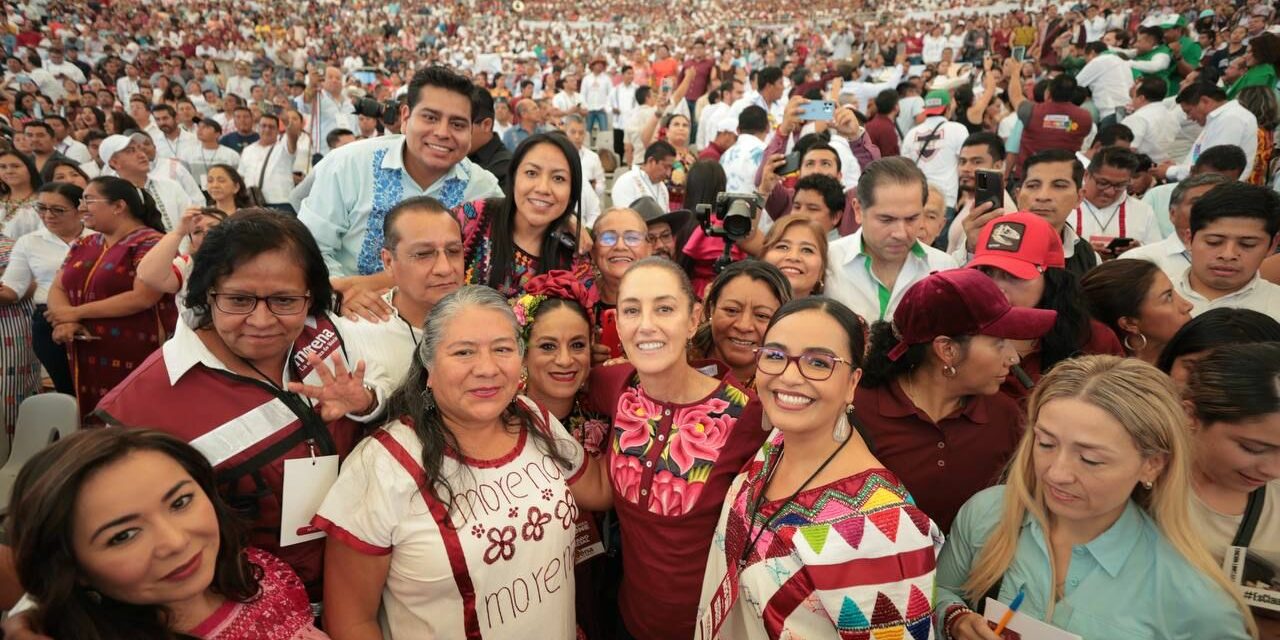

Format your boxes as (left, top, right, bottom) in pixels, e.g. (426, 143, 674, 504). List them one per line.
(935, 355, 1256, 640)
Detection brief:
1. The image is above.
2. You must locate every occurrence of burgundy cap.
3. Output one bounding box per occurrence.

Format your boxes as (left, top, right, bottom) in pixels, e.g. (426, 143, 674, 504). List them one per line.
(966, 211, 1066, 280)
(887, 269, 1059, 361)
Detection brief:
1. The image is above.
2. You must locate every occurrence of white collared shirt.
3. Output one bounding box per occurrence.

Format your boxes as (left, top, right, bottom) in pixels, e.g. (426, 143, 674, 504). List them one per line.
(610, 165, 669, 211)
(1071, 194, 1163, 245)
(826, 229, 960, 324)
(1075, 54, 1134, 116)
(150, 128, 199, 161)
(1118, 234, 1191, 281)
(180, 143, 241, 189)
(1169, 101, 1258, 181)
(1175, 268, 1280, 317)
(144, 175, 197, 231)
(55, 137, 92, 164)
(582, 72, 613, 111)
(239, 139, 298, 204)
(1121, 101, 1178, 164)
(333, 289, 421, 390)
(1, 225, 95, 303)
(297, 135, 503, 277)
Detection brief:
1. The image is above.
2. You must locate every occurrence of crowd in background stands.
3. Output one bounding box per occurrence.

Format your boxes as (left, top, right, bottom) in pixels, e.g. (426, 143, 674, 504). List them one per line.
(0, 0, 1273, 638)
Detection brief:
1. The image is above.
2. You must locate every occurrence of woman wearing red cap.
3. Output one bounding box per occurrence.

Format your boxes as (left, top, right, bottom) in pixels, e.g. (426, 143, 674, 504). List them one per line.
(966, 211, 1123, 403)
(856, 268, 1058, 531)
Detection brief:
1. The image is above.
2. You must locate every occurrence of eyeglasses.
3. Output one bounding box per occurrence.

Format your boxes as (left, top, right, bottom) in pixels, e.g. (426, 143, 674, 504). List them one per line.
(1089, 175, 1131, 192)
(79, 197, 113, 206)
(647, 229, 674, 244)
(209, 292, 310, 315)
(597, 230, 647, 248)
(754, 346, 854, 381)
(35, 204, 73, 215)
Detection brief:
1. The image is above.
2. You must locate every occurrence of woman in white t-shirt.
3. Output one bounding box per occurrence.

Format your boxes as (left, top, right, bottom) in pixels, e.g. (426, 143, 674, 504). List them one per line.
(315, 285, 611, 639)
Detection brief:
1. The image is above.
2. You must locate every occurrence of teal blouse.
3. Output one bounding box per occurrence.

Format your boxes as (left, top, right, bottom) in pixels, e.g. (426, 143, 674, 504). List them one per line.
(935, 486, 1251, 640)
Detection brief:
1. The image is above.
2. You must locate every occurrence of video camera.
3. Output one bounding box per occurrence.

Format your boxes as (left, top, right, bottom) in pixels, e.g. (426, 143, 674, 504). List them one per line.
(695, 192, 765, 273)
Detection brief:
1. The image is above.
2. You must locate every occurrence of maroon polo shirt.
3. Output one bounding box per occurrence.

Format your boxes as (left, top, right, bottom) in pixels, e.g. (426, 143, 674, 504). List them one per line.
(854, 379, 1024, 532)
(864, 114, 901, 157)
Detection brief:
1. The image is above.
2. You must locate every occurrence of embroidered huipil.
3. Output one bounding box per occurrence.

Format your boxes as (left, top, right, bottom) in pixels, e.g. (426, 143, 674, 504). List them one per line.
(696, 431, 943, 640)
(297, 136, 503, 277)
(588, 362, 766, 640)
(455, 198, 594, 299)
(190, 548, 329, 640)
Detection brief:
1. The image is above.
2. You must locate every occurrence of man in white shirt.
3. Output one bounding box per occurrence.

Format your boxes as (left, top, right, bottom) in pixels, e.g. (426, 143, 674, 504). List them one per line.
(1084, 5, 1108, 42)
(1121, 173, 1228, 280)
(43, 47, 84, 86)
(581, 59, 613, 147)
(46, 115, 91, 165)
(334, 196, 464, 374)
(1075, 42, 1134, 124)
(611, 65, 640, 163)
(826, 157, 959, 323)
(148, 104, 198, 162)
(719, 105, 769, 194)
(180, 119, 241, 189)
(98, 133, 195, 231)
(299, 66, 502, 296)
(1121, 76, 1178, 163)
(563, 115, 606, 227)
(611, 140, 675, 212)
(301, 66, 356, 157)
(225, 60, 255, 102)
(240, 113, 303, 213)
(1161, 82, 1258, 181)
(1175, 181, 1280, 316)
(901, 90, 969, 209)
(696, 83, 735, 151)
(551, 75, 586, 121)
(1073, 146, 1163, 254)
(730, 66, 786, 124)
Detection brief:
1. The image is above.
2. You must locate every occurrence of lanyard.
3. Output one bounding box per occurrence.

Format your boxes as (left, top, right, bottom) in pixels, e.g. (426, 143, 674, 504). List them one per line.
(1076, 199, 1126, 238)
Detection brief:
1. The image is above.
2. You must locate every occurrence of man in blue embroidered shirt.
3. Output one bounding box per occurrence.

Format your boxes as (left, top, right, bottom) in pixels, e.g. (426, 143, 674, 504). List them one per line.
(299, 65, 502, 308)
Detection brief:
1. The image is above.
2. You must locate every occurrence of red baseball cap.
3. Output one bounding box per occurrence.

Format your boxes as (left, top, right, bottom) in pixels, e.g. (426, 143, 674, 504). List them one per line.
(887, 269, 1058, 361)
(965, 211, 1066, 280)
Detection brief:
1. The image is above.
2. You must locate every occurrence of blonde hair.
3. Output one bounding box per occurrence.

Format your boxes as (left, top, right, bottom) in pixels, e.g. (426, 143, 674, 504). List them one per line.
(761, 214, 829, 294)
(963, 355, 1257, 637)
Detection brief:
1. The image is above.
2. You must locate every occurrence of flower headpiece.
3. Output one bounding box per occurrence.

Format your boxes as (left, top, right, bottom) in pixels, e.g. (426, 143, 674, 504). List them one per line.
(512, 270, 599, 342)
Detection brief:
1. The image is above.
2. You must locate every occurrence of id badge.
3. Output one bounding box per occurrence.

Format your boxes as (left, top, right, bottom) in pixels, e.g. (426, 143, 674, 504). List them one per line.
(279, 455, 339, 547)
(572, 512, 605, 565)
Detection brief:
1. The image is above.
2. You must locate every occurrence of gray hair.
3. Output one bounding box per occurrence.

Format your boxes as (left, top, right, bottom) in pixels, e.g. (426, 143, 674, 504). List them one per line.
(419, 285, 525, 371)
(1170, 173, 1229, 207)
(561, 113, 585, 127)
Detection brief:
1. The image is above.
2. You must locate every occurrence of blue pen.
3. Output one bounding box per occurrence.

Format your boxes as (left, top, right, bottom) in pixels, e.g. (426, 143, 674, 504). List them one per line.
(992, 588, 1026, 635)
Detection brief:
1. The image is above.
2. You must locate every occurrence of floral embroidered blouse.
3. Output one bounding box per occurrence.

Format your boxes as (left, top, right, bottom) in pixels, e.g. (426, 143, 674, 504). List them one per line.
(455, 198, 594, 299)
(588, 361, 766, 640)
(190, 548, 329, 639)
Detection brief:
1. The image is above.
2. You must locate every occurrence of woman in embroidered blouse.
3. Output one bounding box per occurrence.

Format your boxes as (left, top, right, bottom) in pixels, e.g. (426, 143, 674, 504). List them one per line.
(9, 428, 327, 640)
(0, 150, 44, 241)
(315, 285, 611, 639)
(587, 256, 766, 640)
(46, 176, 176, 419)
(936, 355, 1256, 640)
(455, 132, 592, 299)
(691, 260, 791, 386)
(696, 296, 942, 640)
(1183, 343, 1280, 638)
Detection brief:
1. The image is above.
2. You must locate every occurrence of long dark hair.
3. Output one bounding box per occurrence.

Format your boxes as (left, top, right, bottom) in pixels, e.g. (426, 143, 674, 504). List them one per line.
(1080, 259, 1161, 352)
(1036, 267, 1094, 371)
(1185, 342, 1280, 425)
(691, 259, 792, 358)
(37, 180, 84, 209)
(482, 132, 581, 291)
(765, 297, 867, 368)
(205, 163, 252, 209)
(86, 175, 165, 232)
(1157, 308, 1280, 373)
(8, 429, 260, 640)
(0, 150, 43, 197)
(386, 286, 576, 514)
(186, 209, 334, 328)
(861, 321, 974, 388)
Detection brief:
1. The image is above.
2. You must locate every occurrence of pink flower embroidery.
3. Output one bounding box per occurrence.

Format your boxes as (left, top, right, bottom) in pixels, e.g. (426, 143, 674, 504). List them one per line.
(615, 389, 661, 452)
(522, 507, 552, 541)
(610, 453, 646, 504)
(649, 470, 707, 516)
(575, 418, 609, 456)
(484, 526, 517, 564)
(666, 402, 735, 474)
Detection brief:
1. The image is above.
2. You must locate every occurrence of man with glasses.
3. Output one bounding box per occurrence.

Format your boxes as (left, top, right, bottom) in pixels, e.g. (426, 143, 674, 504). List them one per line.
(1073, 146, 1162, 257)
(629, 195, 690, 262)
(98, 133, 196, 231)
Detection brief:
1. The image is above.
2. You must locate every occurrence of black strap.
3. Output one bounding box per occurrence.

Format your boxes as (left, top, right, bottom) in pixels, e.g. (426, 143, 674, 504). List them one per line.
(915, 120, 947, 163)
(1232, 485, 1266, 548)
(256, 141, 277, 189)
(208, 368, 337, 485)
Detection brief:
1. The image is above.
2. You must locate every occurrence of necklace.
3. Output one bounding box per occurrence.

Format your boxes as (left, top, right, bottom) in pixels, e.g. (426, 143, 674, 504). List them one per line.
(738, 436, 848, 569)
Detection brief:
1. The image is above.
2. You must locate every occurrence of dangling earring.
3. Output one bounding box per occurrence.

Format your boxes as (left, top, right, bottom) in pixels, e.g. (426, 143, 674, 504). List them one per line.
(421, 386, 436, 411)
(941, 364, 958, 378)
(760, 411, 774, 432)
(833, 404, 853, 443)
(1123, 333, 1149, 354)
(519, 366, 529, 391)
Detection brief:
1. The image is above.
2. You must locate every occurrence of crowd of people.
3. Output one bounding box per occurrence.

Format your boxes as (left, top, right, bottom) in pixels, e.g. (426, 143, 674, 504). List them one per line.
(0, 0, 1275, 638)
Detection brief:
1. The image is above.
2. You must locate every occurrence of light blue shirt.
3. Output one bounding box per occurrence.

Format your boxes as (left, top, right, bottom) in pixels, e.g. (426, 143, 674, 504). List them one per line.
(936, 486, 1251, 640)
(298, 136, 502, 277)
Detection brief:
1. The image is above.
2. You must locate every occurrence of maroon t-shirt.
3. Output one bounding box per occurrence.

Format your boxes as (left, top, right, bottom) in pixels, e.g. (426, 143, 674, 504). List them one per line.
(681, 57, 716, 99)
(864, 114, 902, 158)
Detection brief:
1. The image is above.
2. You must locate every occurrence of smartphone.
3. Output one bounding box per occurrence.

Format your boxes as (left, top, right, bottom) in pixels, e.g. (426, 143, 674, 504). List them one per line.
(779, 151, 802, 176)
(800, 100, 836, 121)
(599, 309, 623, 358)
(975, 169, 1004, 211)
(1012, 46, 1027, 62)
(1106, 237, 1135, 252)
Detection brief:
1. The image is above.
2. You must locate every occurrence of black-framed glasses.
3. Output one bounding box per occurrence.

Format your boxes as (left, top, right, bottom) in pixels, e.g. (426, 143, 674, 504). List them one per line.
(209, 292, 310, 315)
(35, 203, 73, 215)
(597, 230, 647, 248)
(754, 346, 854, 381)
(647, 229, 674, 244)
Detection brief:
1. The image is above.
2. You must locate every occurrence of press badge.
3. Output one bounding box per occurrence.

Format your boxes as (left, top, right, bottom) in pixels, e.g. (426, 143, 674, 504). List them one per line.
(279, 455, 339, 547)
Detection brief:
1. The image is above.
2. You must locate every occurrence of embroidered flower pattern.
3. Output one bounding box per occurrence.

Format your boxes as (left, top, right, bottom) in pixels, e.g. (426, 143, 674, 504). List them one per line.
(483, 525, 517, 564)
(522, 507, 552, 541)
(541, 488, 554, 501)
(508, 507, 519, 518)
(471, 524, 486, 538)
(554, 490, 579, 529)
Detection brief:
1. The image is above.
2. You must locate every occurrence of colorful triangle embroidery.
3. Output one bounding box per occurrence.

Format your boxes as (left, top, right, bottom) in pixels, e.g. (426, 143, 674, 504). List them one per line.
(832, 514, 866, 549)
(905, 584, 931, 619)
(799, 524, 831, 554)
(838, 595, 870, 629)
(907, 616, 932, 640)
(862, 486, 903, 511)
(868, 509, 900, 542)
(840, 631, 872, 640)
(871, 626, 905, 640)
(870, 591, 904, 625)
(907, 508, 932, 537)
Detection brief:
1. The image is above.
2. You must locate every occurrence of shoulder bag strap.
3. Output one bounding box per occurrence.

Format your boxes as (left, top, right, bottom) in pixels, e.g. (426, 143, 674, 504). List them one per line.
(1231, 484, 1266, 548)
(915, 120, 947, 163)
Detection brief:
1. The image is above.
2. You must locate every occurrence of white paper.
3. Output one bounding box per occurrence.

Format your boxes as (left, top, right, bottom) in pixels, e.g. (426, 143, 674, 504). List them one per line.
(983, 598, 1083, 640)
(279, 454, 339, 547)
